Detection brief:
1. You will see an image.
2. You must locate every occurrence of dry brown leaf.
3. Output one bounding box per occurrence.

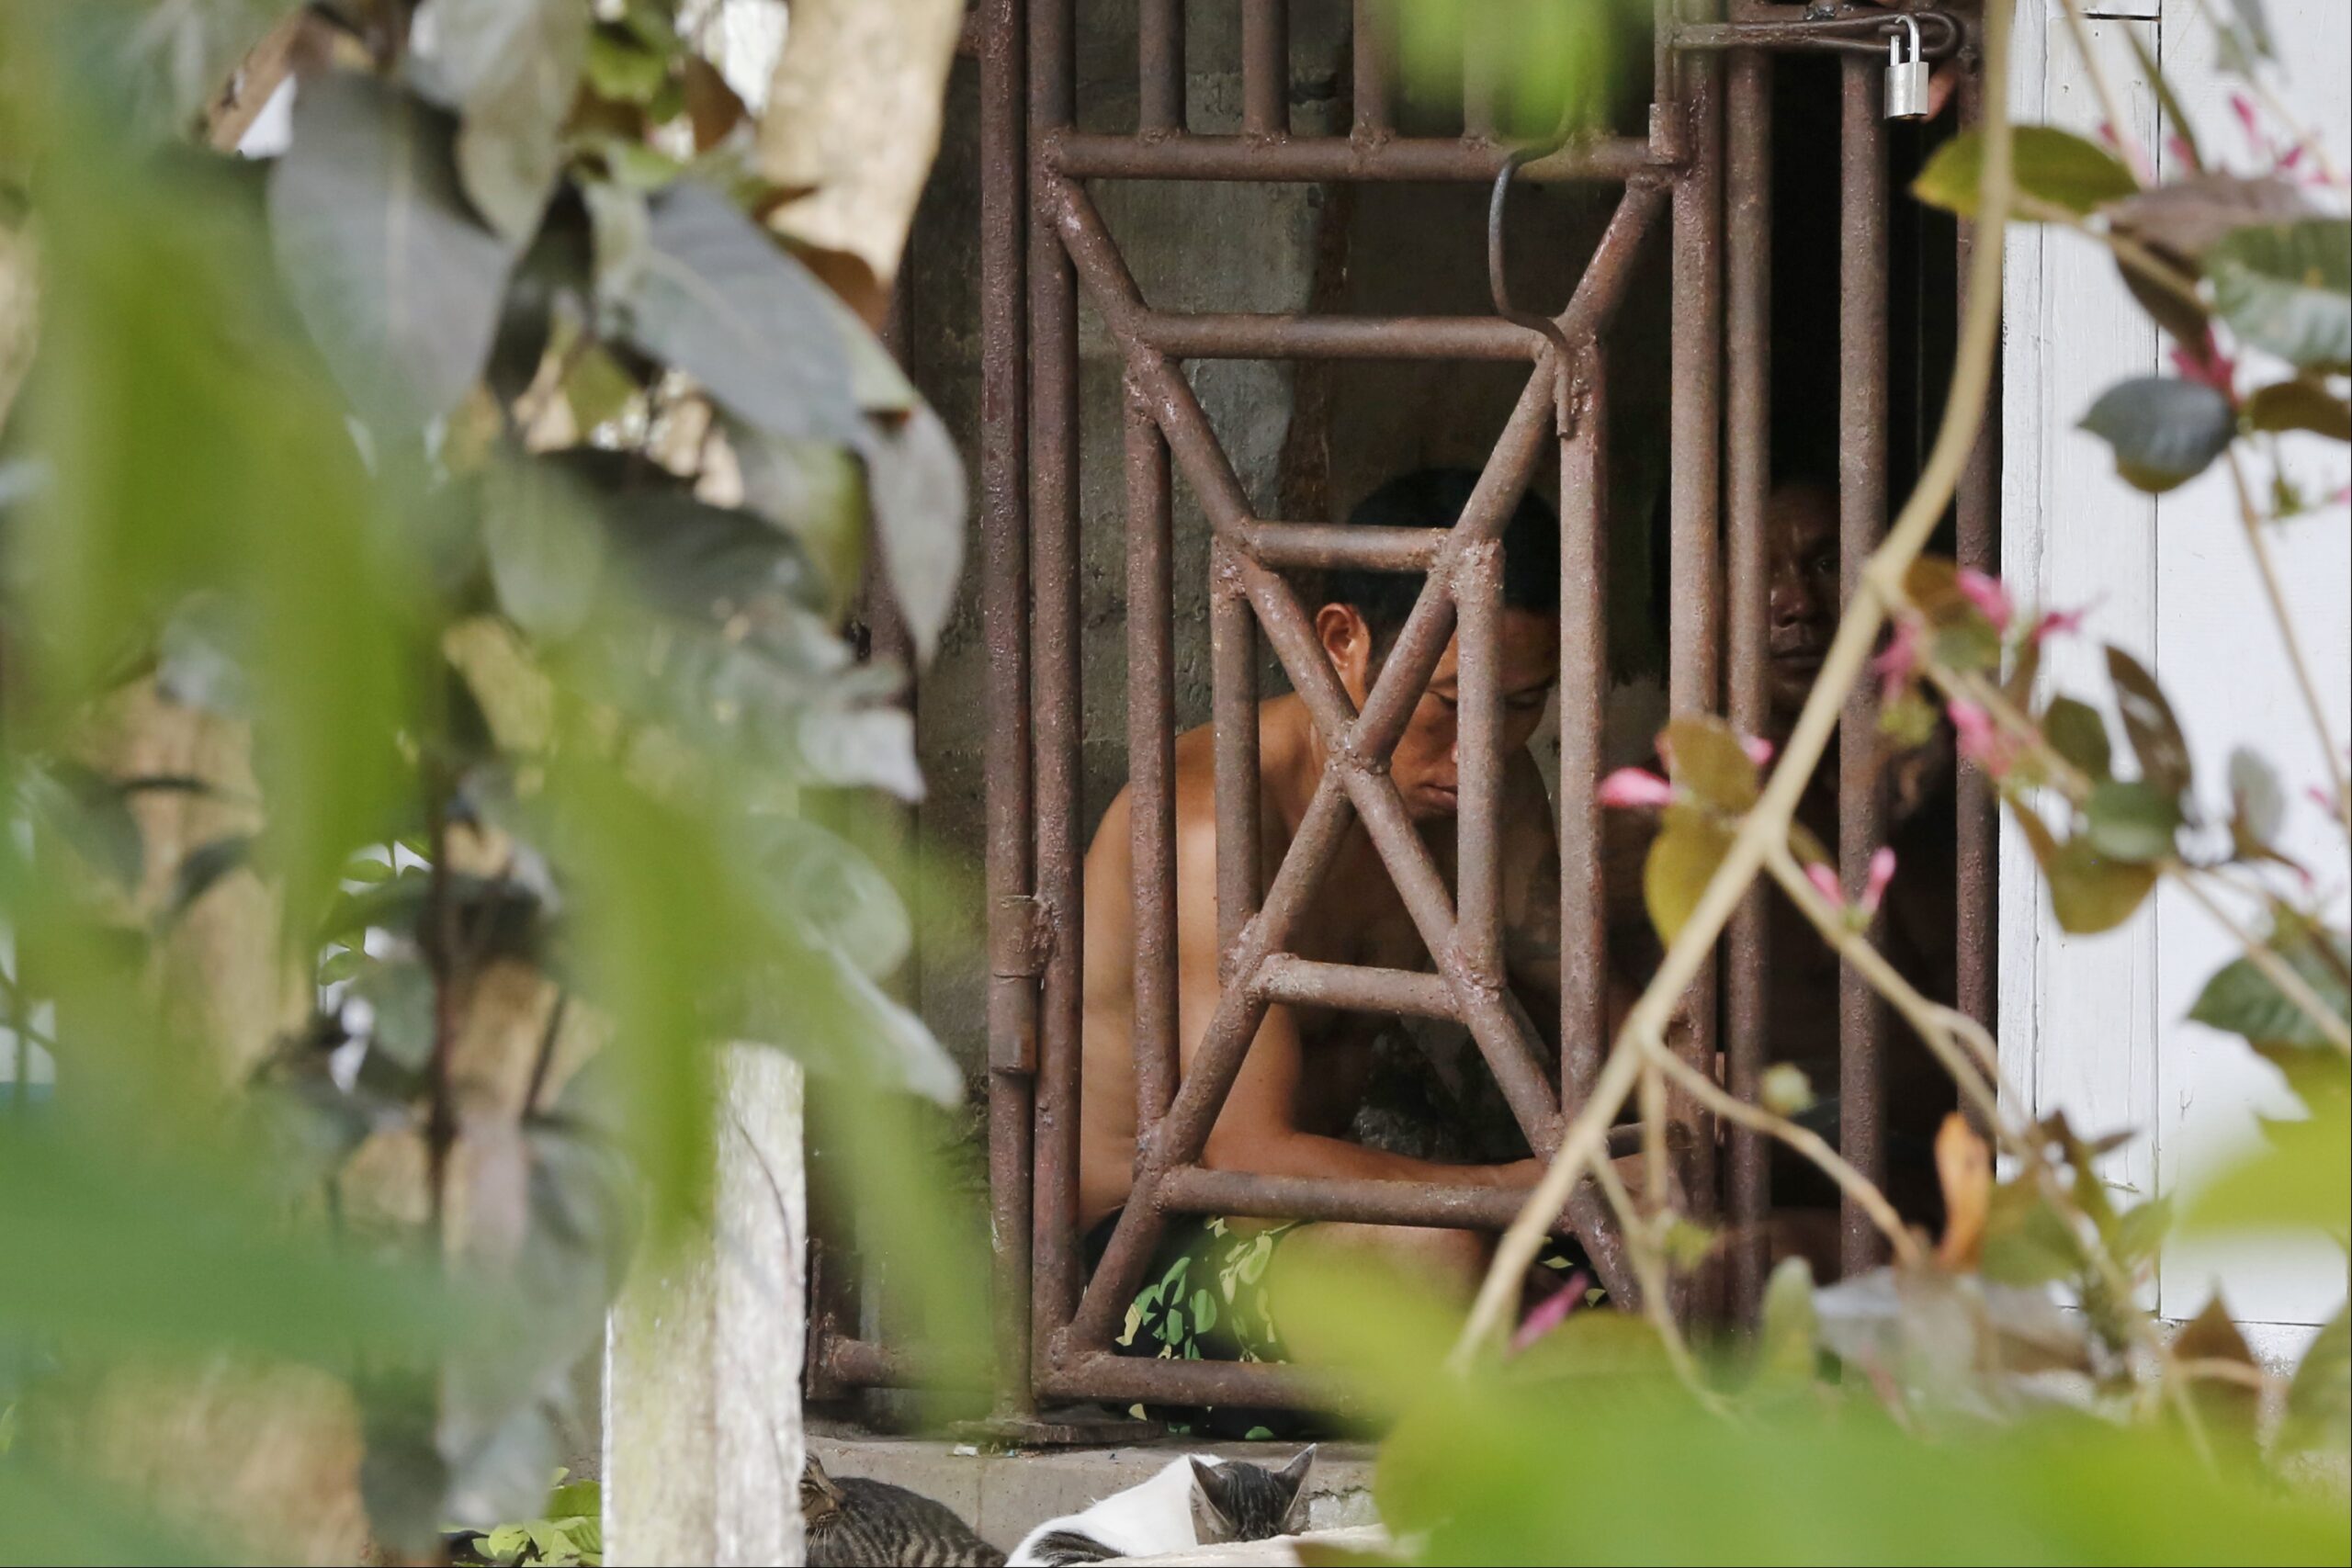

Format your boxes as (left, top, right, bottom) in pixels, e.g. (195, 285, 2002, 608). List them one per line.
(755, 0, 964, 321)
(1934, 1111, 1993, 1270)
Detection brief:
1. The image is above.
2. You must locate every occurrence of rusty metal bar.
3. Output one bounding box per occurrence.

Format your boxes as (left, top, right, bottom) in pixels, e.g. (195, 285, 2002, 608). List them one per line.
(1838, 52, 1891, 1276)
(1046, 130, 1657, 183)
(1127, 389, 1181, 1136)
(1668, 32, 1724, 1236)
(1724, 45, 1772, 1324)
(1161, 1169, 1544, 1231)
(1675, 10, 1963, 60)
(1041, 1349, 1357, 1413)
(1211, 549, 1264, 967)
(1454, 541, 1505, 984)
(1254, 954, 1459, 1021)
(1953, 25, 1999, 1105)
(1027, 0, 1083, 1367)
(1243, 0, 1289, 138)
(1140, 0, 1184, 135)
(1558, 351, 1608, 1111)
(1238, 521, 1451, 571)
(1136, 310, 1540, 362)
(1351, 0, 1389, 139)
(978, 0, 1035, 1417)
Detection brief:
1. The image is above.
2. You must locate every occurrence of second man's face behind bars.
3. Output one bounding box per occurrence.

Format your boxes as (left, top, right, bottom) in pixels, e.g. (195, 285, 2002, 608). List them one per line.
(1314, 602, 1560, 820)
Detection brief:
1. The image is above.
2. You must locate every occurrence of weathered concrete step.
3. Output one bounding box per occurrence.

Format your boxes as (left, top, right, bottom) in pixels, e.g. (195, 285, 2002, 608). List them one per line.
(805, 1427, 1381, 1553)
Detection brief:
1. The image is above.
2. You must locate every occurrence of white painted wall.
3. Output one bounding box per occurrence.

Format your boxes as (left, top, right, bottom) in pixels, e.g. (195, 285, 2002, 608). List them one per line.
(2000, 0, 2350, 1342)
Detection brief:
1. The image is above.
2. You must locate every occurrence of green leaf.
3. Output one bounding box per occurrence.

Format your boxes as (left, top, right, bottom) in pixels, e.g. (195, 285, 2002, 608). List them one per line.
(2110, 1196, 2173, 1268)
(862, 401, 967, 665)
(1752, 1257, 1818, 1390)
(18, 760, 145, 892)
(2078, 378, 2236, 494)
(797, 700, 924, 802)
(2208, 220, 2352, 373)
(1661, 716, 1760, 813)
(269, 73, 519, 430)
(583, 28, 671, 103)
(1914, 126, 2139, 220)
(753, 818, 911, 981)
(553, 451, 827, 623)
(561, 341, 641, 433)
(484, 455, 605, 640)
(2243, 378, 2351, 441)
(85, 0, 297, 146)
(2105, 646, 2192, 796)
(2042, 697, 2113, 782)
(2083, 779, 2182, 863)
(419, 0, 590, 245)
(622, 181, 860, 442)
(2045, 836, 2160, 936)
(1644, 804, 1733, 947)
(2226, 746, 2284, 852)
(2187, 926, 2350, 1051)
(582, 175, 650, 306)
(2103, 175, 2311, 263)
(2278, 1304, 2350, 1454)
(353, 953, 437, 1071)
(2183, 1089, 2349, 1239)
(730, 424, 866, 616)
(1981, 1182, 2086, 1286)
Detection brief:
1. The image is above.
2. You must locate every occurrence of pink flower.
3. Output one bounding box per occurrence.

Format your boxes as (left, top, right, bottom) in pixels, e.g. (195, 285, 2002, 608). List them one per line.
(1806, 861, 1846, 911)
(1957, 569, 2014, 633)
(1743, 736, 1776, 768)
(1872, 618, 1922, 703)
(2165, 133, 2197, 169)
(2231, 92, 2262, 141)
(1598, 767, 1674, 809)
(1949, 698, 2016, 778)
(2030, 603, 2094, 645)
(1861, 847, 1897, 918)
(1510, 1270, 1594, 1354)
(2168, 341, 2237, 395)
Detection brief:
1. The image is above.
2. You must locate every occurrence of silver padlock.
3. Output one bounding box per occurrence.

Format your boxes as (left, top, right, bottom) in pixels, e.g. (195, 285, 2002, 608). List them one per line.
(1885, 16, 1930, 121)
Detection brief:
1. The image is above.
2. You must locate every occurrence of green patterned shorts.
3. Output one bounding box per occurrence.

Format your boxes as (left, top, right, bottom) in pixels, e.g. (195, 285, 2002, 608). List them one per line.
(1082, 1213, 1306, 1437)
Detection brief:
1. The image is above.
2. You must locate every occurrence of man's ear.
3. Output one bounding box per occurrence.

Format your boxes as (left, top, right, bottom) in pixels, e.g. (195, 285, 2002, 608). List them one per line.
(1315, 604, 1374, 701)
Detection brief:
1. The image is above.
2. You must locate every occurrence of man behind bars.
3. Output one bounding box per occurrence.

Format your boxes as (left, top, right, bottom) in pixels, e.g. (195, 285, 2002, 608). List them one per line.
(1076, 468, 1645, 1404)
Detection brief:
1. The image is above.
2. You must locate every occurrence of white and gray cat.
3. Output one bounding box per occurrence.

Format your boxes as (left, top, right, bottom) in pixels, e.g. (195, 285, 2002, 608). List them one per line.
(1007, 1448, 1316, 1567)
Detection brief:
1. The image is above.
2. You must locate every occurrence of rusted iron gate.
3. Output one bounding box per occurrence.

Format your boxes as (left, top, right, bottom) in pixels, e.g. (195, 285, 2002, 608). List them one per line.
(813, 0, 2000, 1423)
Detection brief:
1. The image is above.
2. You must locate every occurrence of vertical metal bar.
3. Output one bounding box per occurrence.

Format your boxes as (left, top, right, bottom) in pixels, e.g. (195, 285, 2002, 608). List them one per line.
(1140, 0, 1184, 135)
(1454, 542, 1504, 982)
(1126, 390, 1180, 1134)
(1211, 545, 1262, 971)
(1028, 0, 1081, 1371)
(1558, 352, 1608, 1111)
(1838, 53, 1891, 1277)
(1351, 0, 1389, 139)
(1724, 47, 1772, 1324)
(1952, 39, 1999, 1112)
(1242, 0, 1288, 138)
(1669, 38, 1724, 1240)
(978, 0, 1035, 1417)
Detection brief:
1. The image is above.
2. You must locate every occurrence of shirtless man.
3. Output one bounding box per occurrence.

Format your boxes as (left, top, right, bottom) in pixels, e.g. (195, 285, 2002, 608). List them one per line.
(1604, 478, 1957, 1235)
(1076, 469, 1635, 1389)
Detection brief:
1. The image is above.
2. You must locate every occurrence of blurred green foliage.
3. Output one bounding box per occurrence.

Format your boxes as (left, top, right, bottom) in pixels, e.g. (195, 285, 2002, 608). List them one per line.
(0, 0, 981, 1557)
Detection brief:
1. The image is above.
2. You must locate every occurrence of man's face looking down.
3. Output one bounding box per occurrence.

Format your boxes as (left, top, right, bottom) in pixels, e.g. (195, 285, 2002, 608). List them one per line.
(1315, 602, 1561, 821)
(1767, 481, 1840, 732)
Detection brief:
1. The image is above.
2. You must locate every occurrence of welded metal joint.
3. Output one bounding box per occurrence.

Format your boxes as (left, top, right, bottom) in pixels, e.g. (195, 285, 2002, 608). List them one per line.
(991, 893, 1057, 978)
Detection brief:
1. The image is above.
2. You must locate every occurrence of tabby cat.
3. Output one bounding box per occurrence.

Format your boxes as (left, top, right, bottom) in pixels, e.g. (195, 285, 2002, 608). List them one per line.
(1007, 1448, 1316, 1566)
(801, 1455, 1006, 1568)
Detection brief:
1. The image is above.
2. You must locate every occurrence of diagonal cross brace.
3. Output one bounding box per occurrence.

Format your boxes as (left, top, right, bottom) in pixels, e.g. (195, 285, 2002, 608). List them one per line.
(1048, 177, 1668, 1348)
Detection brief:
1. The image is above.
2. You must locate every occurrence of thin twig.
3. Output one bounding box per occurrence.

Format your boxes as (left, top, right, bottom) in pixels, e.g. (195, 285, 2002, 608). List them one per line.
(2222, 449, 2352, 833)
(1650, 1047, 1925, 1269)
(1586, 1151, 1722, 1411)
(1453, 0, 2019, 1368)
(2174, 869, 2352, 1050)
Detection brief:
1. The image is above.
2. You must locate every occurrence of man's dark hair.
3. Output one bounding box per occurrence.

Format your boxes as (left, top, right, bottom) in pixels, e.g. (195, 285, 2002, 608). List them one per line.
(1322, 468, 1560, 658)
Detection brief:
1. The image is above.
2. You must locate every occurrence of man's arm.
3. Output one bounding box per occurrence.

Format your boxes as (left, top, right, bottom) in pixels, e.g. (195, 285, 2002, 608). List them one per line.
(1173, 814, 1526, 1190)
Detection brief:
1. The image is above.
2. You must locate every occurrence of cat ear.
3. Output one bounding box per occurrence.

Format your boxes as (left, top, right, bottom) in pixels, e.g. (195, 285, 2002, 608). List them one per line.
(1188, 1458, 1236, 1530)
(1275, 1445, 1317, 1495)
(802, 1455, 842, 1503)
